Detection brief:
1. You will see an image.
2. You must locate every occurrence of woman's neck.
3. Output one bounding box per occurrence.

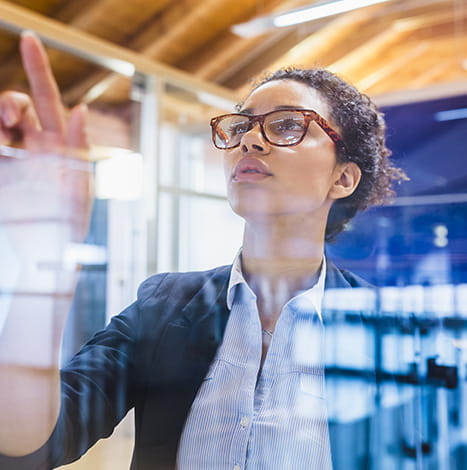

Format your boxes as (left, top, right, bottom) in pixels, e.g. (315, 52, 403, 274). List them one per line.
(241, 215, 326, 322)
(242, 216, 325, 278)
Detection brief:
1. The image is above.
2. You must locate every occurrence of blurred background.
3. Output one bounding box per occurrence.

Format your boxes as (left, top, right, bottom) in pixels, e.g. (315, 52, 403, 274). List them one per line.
(0, 0, 466, 468)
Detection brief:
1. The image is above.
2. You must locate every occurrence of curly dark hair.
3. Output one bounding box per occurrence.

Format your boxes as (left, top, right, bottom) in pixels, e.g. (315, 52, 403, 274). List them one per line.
(247, 67, 408, 241)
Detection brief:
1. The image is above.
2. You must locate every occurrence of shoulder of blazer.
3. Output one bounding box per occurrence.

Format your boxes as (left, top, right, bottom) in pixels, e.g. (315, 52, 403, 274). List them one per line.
(325, 258, 373, 290)
(136, 265, 231, 309)
(131, 265, 232, 361)
(323, 258, 377, 327)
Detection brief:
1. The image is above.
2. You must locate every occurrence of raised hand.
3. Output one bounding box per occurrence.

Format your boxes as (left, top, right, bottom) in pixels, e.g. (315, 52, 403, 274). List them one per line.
(0, 33, 93, 456)
(0, 32, 92, 243)
(0, 31, 88, 153)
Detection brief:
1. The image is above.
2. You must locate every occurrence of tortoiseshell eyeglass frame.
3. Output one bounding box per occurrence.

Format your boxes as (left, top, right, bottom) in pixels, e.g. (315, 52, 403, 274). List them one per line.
(210, 108, 346, 153)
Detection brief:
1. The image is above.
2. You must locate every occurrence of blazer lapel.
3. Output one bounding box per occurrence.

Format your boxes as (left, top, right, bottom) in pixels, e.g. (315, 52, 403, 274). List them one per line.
(137, 266, 231, 465)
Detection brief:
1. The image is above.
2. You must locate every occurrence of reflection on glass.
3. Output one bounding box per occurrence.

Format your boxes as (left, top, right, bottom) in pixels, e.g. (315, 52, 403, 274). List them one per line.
(1, 32, 467, 470)
(177, 194, 243, 272)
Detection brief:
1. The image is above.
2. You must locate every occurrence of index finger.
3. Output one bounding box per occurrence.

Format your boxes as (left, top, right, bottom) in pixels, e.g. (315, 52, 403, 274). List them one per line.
(19, 31, 66, 136)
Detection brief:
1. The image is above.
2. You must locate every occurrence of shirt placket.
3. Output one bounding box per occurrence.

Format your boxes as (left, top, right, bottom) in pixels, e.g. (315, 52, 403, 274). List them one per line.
(245, 306, 293, 470)
(228, 294, 262, 470)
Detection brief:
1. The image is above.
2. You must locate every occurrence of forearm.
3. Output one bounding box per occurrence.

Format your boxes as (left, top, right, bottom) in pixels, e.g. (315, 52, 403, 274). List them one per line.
(0, 233, 78, 456)
(0, 31, 92, 459)
(0, 365, 61, 456)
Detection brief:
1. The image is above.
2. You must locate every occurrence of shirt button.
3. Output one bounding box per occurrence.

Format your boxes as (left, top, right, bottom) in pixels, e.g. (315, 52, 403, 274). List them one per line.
(240, 416, 249, 428)
(234, 465, 241, 470)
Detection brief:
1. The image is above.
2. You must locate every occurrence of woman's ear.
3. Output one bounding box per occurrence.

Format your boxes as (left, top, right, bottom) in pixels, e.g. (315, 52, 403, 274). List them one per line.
(328, 162, 362, 200)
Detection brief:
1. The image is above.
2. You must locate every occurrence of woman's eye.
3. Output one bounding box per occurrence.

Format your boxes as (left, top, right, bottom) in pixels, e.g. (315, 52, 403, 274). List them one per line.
(273, 118, 303, 133)
(229, 121, 249, 136)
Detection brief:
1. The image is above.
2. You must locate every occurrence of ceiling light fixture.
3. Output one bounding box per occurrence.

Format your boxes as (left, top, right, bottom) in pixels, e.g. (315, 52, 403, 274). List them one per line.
(274, 0, 393, 28)
(233, 0, 394, 38)
(434, 108, 467, 122)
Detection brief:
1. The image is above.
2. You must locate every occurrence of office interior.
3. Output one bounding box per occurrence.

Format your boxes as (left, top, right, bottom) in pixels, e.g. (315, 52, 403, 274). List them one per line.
(0, 0, 466, 468)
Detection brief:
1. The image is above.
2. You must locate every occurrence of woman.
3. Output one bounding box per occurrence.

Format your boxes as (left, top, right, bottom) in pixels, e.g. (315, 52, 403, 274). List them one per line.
(0, 33, 405, 469)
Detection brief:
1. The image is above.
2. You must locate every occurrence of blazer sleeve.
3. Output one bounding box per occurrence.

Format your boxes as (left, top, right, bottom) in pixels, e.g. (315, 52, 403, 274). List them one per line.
(0, 273, 169, 470)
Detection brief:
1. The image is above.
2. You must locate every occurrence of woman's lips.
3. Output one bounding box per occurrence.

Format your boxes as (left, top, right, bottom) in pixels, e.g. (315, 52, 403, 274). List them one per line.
(232, 158, 273, 182)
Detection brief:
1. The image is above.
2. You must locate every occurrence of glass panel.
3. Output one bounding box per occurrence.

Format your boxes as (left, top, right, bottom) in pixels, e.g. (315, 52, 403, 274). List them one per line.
(159, 83, 230, 196)
(323, 94, 467, 470)
(178, 130, 227, 196)
(0, 30, 142, 468)
(178, 194, 244, 272)
(1, 23, 467, 470)
(157, 190, 177, 273)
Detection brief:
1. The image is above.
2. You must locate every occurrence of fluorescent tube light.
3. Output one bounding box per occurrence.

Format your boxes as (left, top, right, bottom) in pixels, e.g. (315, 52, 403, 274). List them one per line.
(273, 0, 393, 28)
(434, 108, 467, 122)
(233, 0, 395, 37)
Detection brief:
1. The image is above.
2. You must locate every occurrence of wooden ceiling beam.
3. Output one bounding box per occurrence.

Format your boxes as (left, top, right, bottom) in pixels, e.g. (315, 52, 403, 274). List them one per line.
(406, 60, 454, 90)
(52, 0, 96, 23)
(356, 42, 430, 91)
(13, 0, 64, 16)
(179, 0, 313, 81)
(183, 32, 269, 81)
(137, 0, 276, 65)
(60, 0, 205, 103)
(327, 6, 463, 82)
(67, 0, 286, 103)
(61, 0, 263, 103)
(214, 0, 446, 91)
(394, 9, 457, 31)
(0, 0, 239, 103)
(184, 0, 452, 89)
(35, 0, 173, 97)
(1, 0, 464, 107)
(58, 0, 173, 42)
(266, 4, 390, 72)
(329, 25, 414, 79)
(113, 0, 464, 100)
(366, 33, 467, 95)
(36, 0, 175, 95)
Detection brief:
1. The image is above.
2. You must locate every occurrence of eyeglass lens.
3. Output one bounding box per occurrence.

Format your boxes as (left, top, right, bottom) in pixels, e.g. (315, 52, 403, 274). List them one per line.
(214, 110, 308, 149)
(265, 111, 306, 145)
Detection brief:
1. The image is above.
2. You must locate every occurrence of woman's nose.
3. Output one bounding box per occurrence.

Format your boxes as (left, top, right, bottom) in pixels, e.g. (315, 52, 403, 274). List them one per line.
(240, 123, 270, 154)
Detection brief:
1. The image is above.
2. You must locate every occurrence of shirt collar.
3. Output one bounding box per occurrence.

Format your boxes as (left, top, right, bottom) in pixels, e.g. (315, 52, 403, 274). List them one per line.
(226, 249, 327, 320)
(226, 248, 249, 310)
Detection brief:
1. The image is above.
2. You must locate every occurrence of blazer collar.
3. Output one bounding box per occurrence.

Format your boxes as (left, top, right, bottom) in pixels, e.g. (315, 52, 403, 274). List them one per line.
(181, 265, 230, 323)
(178, 266, 232, 355)
(324, 258, 353, 289)
(179, 260, 357, 325)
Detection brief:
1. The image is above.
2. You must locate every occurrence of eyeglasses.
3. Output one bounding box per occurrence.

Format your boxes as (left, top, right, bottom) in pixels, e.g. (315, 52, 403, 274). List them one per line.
(210, 108, 345, 151)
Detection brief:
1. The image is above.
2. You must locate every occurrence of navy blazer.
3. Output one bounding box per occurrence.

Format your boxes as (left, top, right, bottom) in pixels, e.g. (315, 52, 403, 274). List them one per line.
(2, 261, 375, 470)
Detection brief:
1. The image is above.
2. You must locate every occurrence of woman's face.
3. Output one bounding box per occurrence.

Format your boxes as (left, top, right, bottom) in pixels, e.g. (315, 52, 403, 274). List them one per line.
(223, 79, 354, 224)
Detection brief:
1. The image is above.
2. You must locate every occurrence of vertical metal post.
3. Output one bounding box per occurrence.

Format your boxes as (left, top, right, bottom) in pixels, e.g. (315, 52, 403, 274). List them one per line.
(131, 72, 163, 277)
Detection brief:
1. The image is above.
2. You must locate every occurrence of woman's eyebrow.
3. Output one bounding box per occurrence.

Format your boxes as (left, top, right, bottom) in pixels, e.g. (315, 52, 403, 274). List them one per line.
(238, 105, 306, 114)
(275, 105, 305, 110)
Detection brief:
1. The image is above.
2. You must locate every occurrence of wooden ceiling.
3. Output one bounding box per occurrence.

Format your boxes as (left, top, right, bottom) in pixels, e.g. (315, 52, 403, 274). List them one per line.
(0, 0, 465, 108)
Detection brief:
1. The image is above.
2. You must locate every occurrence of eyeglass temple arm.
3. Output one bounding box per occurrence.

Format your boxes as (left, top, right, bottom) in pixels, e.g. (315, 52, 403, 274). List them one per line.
(211, 118, 229, 143)
(313, 114, 345, 147)
(216, 127, 229, 143)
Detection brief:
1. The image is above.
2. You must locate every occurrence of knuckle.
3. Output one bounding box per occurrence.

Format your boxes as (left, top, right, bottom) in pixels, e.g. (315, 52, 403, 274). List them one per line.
(1, 91, 31, 107)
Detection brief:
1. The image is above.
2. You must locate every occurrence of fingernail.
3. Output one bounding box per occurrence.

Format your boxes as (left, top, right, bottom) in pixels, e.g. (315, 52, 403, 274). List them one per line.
(4, 110, 16, 127)
(21, 30, 39, 39)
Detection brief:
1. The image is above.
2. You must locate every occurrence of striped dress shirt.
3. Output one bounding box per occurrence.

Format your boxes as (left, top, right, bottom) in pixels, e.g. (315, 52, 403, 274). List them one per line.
(176, 252, 332, 469)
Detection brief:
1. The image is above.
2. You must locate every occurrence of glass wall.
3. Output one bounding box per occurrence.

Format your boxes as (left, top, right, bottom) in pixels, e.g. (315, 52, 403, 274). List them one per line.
(324, 93, 467, 470)
(156, 84, 243, 274)
(0, 22, 466, 470)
